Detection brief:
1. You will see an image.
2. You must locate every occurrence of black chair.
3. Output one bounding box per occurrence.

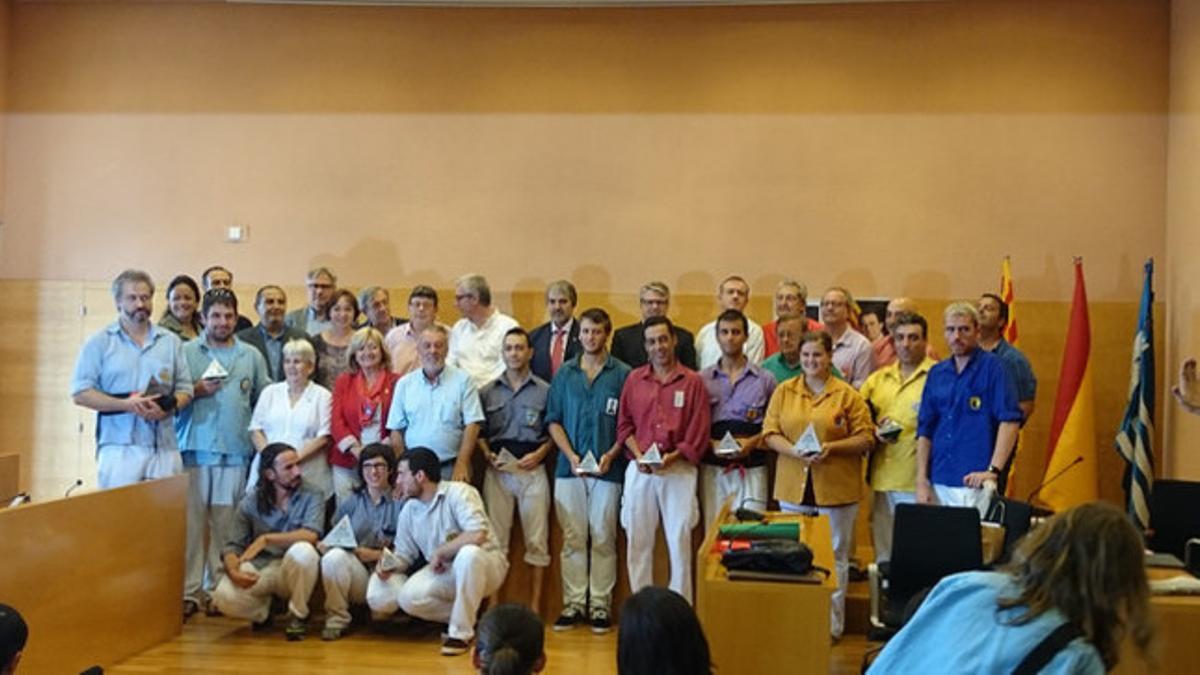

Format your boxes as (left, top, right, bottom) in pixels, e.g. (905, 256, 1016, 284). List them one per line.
(1147, 479, 1200, 560)
(868, 503, 983, 639)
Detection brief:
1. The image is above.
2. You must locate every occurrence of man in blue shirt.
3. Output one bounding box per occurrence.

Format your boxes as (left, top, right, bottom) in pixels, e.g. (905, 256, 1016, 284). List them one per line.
(978, 293, 1038, 492)
(916, 302, 1022, 513)
(177, 289, 271, 617)
(387, 324, 485, 481)
(545, 308, 630, 634)
(70, 269, 194, 489)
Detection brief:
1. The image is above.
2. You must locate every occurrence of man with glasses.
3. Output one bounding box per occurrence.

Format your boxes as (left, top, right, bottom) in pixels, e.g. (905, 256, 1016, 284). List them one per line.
(447, 274, 520, 389)
(385, 286, 445, 377)
(285, 267, 337, 336)
(611, 281, 698, 370)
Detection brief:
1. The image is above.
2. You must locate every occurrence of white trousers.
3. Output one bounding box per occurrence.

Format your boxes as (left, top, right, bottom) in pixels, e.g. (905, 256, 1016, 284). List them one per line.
(621, 461, 699, 604)
(779, 501, 859, 639)
(871, 490, 916, 564)
(320, 547, 370, 629)
(934, 483, 995, 518)
(184, 464, 248, 603)
(212, 542, 320, 622)
(554, 476, 622, 612)
(483, 466, 551, 567)
(97, 444, 182, 490)
(365, 544, 508, 640)
(699, 464, 769, 533)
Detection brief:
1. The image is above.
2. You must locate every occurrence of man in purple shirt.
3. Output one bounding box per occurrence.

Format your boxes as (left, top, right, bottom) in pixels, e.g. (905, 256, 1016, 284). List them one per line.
(698, 310, 776, 531)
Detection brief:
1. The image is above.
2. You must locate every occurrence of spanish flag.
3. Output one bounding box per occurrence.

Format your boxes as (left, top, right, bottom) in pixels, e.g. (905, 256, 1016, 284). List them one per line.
(1039, 258, 1099, 511)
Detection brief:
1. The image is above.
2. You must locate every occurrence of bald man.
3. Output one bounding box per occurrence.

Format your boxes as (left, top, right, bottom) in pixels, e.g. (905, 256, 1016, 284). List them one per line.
(872, 297, 938, 369)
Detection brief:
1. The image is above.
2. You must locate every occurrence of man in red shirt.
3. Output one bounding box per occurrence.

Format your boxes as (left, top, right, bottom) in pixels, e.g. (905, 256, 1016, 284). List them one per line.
(617, 316, 711, 604)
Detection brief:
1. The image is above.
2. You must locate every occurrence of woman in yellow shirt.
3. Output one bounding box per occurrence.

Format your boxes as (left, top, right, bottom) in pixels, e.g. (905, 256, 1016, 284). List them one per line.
(763, 330, 873, 641)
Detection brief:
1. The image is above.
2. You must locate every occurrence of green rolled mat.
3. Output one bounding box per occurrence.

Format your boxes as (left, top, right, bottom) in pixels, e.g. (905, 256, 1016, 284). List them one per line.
(717, 522, 800, 540)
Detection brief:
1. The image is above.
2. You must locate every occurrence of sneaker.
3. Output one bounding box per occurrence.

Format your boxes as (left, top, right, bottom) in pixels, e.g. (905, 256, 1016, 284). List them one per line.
(182, 599, 200, 620)
(285, 614, 307, 642)
(590, 608, 612, 634)
(441, 636, 471, 656)
(553, 606, 585, 632)
(321, 626, 345, 641)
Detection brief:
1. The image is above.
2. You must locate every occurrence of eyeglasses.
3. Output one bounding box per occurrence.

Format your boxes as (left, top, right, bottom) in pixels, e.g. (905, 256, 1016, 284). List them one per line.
(307, 283, 334, 290)
(361, 461, 390, 471)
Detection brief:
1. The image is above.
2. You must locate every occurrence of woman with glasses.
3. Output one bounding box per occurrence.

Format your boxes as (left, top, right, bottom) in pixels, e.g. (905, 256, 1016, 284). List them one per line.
(248, 339, 334, 497)
(317, 443, 400, 641)
(330, 326, 399, 503)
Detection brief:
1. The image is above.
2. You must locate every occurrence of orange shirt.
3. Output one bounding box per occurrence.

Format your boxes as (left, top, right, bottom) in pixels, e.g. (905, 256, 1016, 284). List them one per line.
(762, 374, 873, 506)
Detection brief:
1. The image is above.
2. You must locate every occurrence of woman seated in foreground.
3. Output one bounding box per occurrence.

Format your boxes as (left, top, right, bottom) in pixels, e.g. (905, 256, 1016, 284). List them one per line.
(869, 501, 1153, 674)
(473, 603, 545, 675)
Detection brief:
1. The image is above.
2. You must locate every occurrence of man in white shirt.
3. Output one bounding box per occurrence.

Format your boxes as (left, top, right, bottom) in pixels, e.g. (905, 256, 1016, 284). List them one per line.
(447, 274, 520, 389)
(695, 275, 765, 370)
(366, 447, 508, 656)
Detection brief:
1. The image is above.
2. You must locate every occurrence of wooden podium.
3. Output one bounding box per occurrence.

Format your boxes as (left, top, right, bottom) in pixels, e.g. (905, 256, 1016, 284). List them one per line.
(0, 475, 187, 673)
(1112, 567, 1200, 675)
(695, 503, 836, 675)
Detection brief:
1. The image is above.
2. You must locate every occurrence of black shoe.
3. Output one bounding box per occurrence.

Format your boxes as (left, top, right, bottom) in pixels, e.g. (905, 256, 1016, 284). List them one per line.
(182, 599, 200, 620)
(285, 614, 307, 641)
(553, 606, 585, 631)
(590, 608, 612, 634)
(251, 612, 274, 632)
(441, 636, 471, 656)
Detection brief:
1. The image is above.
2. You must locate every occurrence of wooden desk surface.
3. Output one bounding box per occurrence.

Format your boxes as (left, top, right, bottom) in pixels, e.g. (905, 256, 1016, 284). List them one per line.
(0, 475, 187, 673)
(696, 507, 835, 675)
(1111, 566, 1200, 675)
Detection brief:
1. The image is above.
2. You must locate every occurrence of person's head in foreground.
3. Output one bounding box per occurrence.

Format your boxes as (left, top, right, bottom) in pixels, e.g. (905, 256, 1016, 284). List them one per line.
(618, 587, 712, 675)
(473, 603, 545, 675)
(871, 501, 1153, 673)
(0, 603, 28, 674)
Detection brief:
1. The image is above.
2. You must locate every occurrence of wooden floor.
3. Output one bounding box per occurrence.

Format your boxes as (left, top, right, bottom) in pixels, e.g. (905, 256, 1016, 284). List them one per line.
(110, 613, 874, 674)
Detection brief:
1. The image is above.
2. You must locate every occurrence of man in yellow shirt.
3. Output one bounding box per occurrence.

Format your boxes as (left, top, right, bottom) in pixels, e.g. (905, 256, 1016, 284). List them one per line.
(859, 312, 936, 564)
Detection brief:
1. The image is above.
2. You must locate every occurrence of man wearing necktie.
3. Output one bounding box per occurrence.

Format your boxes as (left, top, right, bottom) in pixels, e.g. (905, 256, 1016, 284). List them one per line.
(530, 280, 582, 382)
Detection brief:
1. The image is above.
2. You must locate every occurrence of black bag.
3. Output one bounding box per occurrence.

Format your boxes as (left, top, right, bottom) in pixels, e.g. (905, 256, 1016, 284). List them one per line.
(721, 539, 829, 577)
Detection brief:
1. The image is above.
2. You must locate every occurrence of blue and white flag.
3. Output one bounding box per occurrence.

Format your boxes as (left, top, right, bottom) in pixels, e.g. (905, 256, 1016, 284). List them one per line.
(1115, 259, 1155, 531)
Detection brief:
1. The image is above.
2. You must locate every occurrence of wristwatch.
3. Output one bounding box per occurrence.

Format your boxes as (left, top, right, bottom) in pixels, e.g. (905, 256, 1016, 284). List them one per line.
(987, 464, 1002, 475)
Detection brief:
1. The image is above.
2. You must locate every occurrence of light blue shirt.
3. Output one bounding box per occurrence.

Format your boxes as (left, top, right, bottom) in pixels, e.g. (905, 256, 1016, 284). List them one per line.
(386, 364, 485, 462)
(176, 335, 270, 466)
(869, 571, 1104, 675)
(70, 321, 194, 451)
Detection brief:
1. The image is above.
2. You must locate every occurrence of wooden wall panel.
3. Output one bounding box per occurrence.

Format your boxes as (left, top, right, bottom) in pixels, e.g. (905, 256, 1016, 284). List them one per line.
(0, 475, 187, 673)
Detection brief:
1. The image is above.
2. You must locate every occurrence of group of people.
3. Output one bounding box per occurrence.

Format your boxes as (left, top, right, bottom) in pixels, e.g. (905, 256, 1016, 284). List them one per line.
(71, 264, 1042, 652)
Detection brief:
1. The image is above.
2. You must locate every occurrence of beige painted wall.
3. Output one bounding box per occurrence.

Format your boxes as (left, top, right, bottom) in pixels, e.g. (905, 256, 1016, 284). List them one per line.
(1, 0, 1167, 302)
(1166, 0, 1200, 480)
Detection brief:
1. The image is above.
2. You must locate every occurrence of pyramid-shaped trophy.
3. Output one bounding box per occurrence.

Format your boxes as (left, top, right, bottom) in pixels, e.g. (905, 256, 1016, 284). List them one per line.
(793, 424, 822, 457)
(638, 443, 664, 468)
(715, 431, 741, 457)
(322, 514, 358, 549)
(495, 448, 520, 472)
(576, 452, 601, 475)
(378, 547, 403, 573)
(200, 358, 229, 380)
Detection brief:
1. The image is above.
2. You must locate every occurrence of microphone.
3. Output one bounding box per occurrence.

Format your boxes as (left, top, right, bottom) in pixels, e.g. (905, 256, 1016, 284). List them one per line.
(735, 497, 770, 522)
(1026, 456, 1085, 506)
(6, 492, 31, 508)
(64, 479, 84, 498)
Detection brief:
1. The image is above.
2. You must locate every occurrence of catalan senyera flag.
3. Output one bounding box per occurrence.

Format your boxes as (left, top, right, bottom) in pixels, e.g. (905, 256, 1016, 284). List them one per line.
(1115, 259, 1155, 532)
(1001, 256, 1019, 345)
(1000, 257, 1023, 497)
(1039, 259, 1098, 511)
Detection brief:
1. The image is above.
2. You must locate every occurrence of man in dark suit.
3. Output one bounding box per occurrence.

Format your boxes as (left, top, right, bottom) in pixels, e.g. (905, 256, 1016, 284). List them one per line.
(610, 281, 697, 370)
(236, 285, 315, 382)
(529, 280, 582, 382)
